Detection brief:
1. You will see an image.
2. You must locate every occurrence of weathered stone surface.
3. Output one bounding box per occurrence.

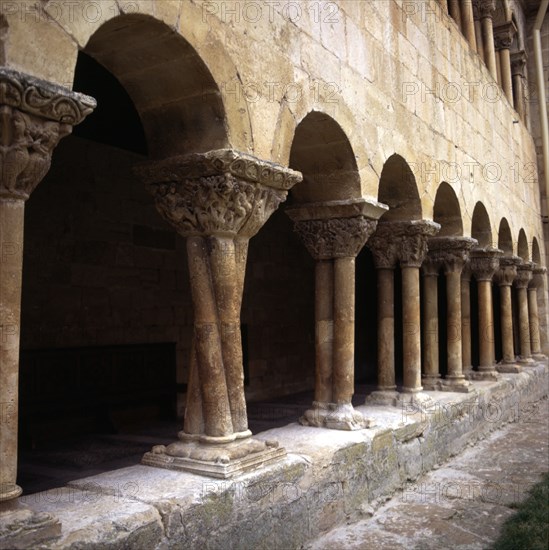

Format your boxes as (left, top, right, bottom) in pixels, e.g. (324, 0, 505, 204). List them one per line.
(8, 364, 545, 549)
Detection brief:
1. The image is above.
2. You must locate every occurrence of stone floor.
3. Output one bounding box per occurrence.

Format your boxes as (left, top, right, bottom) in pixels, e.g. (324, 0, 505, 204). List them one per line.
(306, 397, 549, 550)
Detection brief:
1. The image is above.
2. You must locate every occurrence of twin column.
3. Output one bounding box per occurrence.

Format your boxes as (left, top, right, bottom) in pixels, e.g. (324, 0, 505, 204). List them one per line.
(366, 220, 440, 406)
(288, 199, 387, 430)
(137, 149, 302, 476)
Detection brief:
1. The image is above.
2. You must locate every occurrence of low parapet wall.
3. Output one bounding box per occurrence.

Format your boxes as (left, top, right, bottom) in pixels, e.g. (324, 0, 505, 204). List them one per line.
(16, 364, 549, 549)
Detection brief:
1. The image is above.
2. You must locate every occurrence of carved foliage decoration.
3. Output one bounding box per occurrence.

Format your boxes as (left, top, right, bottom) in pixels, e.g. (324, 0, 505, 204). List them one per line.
(0, 69, 96, 200)
(470, 248, 503, 281)
(495, 255, 520, 286)
(515, 262, 533, 289)
(137, 150, 301, 238)
(294, 216, 377, 260)
(427, 237, 477, 274)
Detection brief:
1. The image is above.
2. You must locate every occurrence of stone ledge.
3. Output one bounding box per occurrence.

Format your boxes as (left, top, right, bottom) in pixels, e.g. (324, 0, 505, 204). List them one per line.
(11, 362, 548, 549)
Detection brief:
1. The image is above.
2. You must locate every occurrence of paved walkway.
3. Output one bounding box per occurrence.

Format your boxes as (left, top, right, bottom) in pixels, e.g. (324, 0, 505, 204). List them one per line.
(306, 397, 549, 550)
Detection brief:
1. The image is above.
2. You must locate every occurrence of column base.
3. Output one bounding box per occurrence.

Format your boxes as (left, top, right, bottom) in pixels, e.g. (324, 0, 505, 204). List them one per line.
(440, 377, 475, 393)
(421, 375, 441, 391)
(365, 390, 400, 407)
(300, 402, 372, 431)
(532, 353, 547, 362)
(394, 391, 434, 413)
(517, 356, 536, 366)
(0, 484, 22, 502)
(0, 500, 61, 550)
(496, 361, 522, 373)
(142, 437, 286, 479)
(464, 368, 501, 381)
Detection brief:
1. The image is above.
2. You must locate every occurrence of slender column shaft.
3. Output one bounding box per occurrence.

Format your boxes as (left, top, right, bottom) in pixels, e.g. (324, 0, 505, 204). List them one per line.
(475, 20, 485, 62)
(186, 236, 233, 438)
(333, 257, 356, 404)
(402, 266, 422, 392)
(478, 280, 495, 369)
(528, 287, 541, 355)
(462, 0, 477, 50)
(499, 49, 513, 103)
(518, 286, 532, 359)
(315, 260, 334, 403)
(446, 270, 464, 379)
(448, 0, 462, 30)
(377, 268, 396, 390)
(461, 271, 472, 371)
(512, 74, 525, 119)
(422, 271, 439, 383)
(210, 236, 248, 434)
(482, 15, 497, 79)
(500, 284, 515, 362)
(0, 199, 24, 502)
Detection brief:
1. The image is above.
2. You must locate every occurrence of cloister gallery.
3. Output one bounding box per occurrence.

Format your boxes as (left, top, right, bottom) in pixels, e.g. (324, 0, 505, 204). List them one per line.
(0, 0, 547, 548)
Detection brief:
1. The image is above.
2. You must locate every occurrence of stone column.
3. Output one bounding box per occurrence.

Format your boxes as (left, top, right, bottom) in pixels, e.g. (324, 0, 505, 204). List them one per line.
(469, 247, 502, 380)
(448, 0, 463, 31)
(515, 261, 534, 365)
(438, 0, 449, 14)
(366, 224, 401, 405)
(0, 69, 94, 546)
(494, 255, 521, 372)
(137, 149, 301, 476)
(421, 256, 441, 390)
(399, 221, 441, 400)
(461, 263, 473, 376)
(288, 199, 387, 430)
(494, 21, 517, 104)
(479, 0, 497, 80)
(429, 237, 477, 391)
(473, 1, 485, 62)
(530, 266, 548, 360)
(511, 51, 527, 120)
(461, 0, 477, 51)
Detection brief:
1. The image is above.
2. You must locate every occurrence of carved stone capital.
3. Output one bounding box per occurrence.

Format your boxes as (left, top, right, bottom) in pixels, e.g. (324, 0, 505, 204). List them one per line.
(397, 220, 441, 268)
(136, 149, 302, 238)
(515, 261, 534, 289)
(422, 256, 442, 277)
(293, 217, 377, 260)
(369, 220, 440, 269)
(470, 247, 503, 281)
(427, 236, 478, 274)
(287, 198, 388, 261)
(511, 50, 528, 78)
(0, 68, 96, 200)
(494, 255, 520, 286)
(494, 21, 517, 51)
(531, 265, 547, 289)
(477, 0, 496, 19)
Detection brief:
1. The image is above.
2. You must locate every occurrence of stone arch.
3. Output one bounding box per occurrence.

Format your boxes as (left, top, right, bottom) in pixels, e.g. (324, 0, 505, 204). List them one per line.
(433, 182, 463, 236)
(288, 111, 361, 203)
(377, 154, 422, 221)
(532, 237, 542, 265)
(78, 13, 235, 158)
(517, 229, 529, 261)
(497, 218, 514, 254)
(471, 202, 493, 247)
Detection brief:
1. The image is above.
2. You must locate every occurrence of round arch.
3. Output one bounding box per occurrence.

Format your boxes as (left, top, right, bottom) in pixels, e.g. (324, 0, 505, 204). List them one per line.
(497, 218, 514, 254)
(471, 202, 493, 247)
(517, 229, 529, 261)
(288, 111, 361, 203)
(378, 154, 422, 221)
(532, 237, 542, 265)
(433, 182, 463, 236)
